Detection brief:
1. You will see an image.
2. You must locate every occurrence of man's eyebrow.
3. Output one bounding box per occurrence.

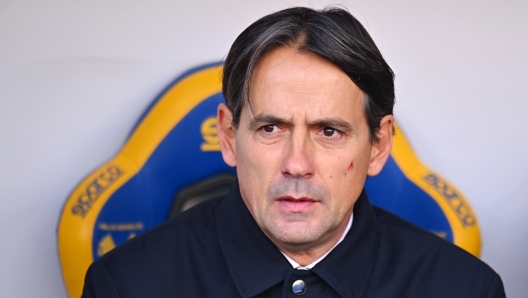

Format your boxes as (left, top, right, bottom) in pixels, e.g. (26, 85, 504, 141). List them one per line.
(307, 118, 354, 134)
(249, 114, 354, 134)
(248, 114, 290, 130)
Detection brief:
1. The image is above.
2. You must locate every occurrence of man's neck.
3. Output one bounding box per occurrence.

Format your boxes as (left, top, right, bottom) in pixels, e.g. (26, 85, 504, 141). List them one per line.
(278, 212, 353, 267)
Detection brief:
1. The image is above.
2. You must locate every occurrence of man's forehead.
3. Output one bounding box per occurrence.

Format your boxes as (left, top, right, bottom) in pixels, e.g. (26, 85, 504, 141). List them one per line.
(250, 48, 362, 98)
(252, 47, 351, 88)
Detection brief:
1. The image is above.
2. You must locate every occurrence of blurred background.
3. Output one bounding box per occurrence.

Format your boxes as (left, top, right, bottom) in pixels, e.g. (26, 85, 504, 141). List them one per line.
(1, 0, 527, 296)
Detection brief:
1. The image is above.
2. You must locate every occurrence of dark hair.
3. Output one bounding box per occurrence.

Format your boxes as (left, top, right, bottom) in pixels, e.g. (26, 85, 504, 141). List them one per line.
(222, 7, 394, 143)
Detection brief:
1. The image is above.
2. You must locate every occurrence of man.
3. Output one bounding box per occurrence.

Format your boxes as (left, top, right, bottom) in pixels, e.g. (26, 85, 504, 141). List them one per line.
(83, 7, 505, 297)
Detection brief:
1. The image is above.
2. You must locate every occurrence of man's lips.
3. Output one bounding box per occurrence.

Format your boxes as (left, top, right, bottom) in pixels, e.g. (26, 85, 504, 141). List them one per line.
(275, 196, 319, 213)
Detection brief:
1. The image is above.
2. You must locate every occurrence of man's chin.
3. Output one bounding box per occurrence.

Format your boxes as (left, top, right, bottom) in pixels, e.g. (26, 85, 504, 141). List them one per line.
(266, 221, 324, 246)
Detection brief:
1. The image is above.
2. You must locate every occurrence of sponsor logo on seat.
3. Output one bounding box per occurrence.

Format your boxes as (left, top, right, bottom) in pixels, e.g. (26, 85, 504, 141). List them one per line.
(423, 173, 475, 227)
(71, 166, 123, 218)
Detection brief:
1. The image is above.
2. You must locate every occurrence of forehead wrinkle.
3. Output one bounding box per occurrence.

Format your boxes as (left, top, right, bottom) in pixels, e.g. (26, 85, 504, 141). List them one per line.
(259, 78, 332, 96)
(259, 77, 354, 105)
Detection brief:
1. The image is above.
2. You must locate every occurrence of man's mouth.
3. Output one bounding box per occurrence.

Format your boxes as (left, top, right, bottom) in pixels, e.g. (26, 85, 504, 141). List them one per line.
(276, 196, 318, 213)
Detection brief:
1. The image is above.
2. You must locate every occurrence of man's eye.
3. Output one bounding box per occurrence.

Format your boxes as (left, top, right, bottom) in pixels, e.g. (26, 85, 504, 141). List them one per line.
(322, 127, 339, 137)
(262, 125, 278, 133)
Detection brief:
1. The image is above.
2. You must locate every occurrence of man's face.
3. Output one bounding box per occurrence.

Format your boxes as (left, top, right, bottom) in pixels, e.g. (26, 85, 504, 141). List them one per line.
(218, 46, 391, 253)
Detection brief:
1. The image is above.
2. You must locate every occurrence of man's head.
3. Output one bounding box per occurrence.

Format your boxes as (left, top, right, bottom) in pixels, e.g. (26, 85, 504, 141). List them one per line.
(217, 7, 395, 260)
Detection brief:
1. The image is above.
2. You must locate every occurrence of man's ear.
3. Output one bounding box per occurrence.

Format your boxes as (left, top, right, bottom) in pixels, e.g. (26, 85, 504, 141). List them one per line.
(367, 115, 394, 176)
(217, 104, 237, 167)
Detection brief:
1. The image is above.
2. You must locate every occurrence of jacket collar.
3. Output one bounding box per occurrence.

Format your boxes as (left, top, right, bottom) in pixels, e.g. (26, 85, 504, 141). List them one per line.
(311, 188, 380, 297)
(216, 183, 379, 298)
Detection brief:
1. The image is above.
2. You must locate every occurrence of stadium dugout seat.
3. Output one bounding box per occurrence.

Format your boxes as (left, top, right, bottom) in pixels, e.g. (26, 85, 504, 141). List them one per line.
(57, 62, 481, 298)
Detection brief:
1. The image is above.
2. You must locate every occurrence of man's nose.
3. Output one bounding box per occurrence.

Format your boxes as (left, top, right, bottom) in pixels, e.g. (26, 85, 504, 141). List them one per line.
(281, 131, 315, 179)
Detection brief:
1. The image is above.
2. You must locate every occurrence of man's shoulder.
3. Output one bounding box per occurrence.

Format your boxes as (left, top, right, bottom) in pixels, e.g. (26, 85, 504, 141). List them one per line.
(370, 206, 504, 297)
(372, 205, 484, 265)
(82, 198, 237, 297)
(97, 198, 223, 268)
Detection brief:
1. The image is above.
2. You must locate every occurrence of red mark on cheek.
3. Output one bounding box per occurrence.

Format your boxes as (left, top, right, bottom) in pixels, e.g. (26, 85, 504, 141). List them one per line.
(344, 162, 354, 175)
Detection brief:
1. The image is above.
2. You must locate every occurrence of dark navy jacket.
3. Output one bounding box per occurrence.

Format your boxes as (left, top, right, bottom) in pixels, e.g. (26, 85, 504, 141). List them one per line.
(82, 186, 505, 297)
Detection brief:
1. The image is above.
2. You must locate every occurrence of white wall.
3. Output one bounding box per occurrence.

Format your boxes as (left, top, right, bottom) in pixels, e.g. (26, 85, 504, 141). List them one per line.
(1, 0, 526, 296)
